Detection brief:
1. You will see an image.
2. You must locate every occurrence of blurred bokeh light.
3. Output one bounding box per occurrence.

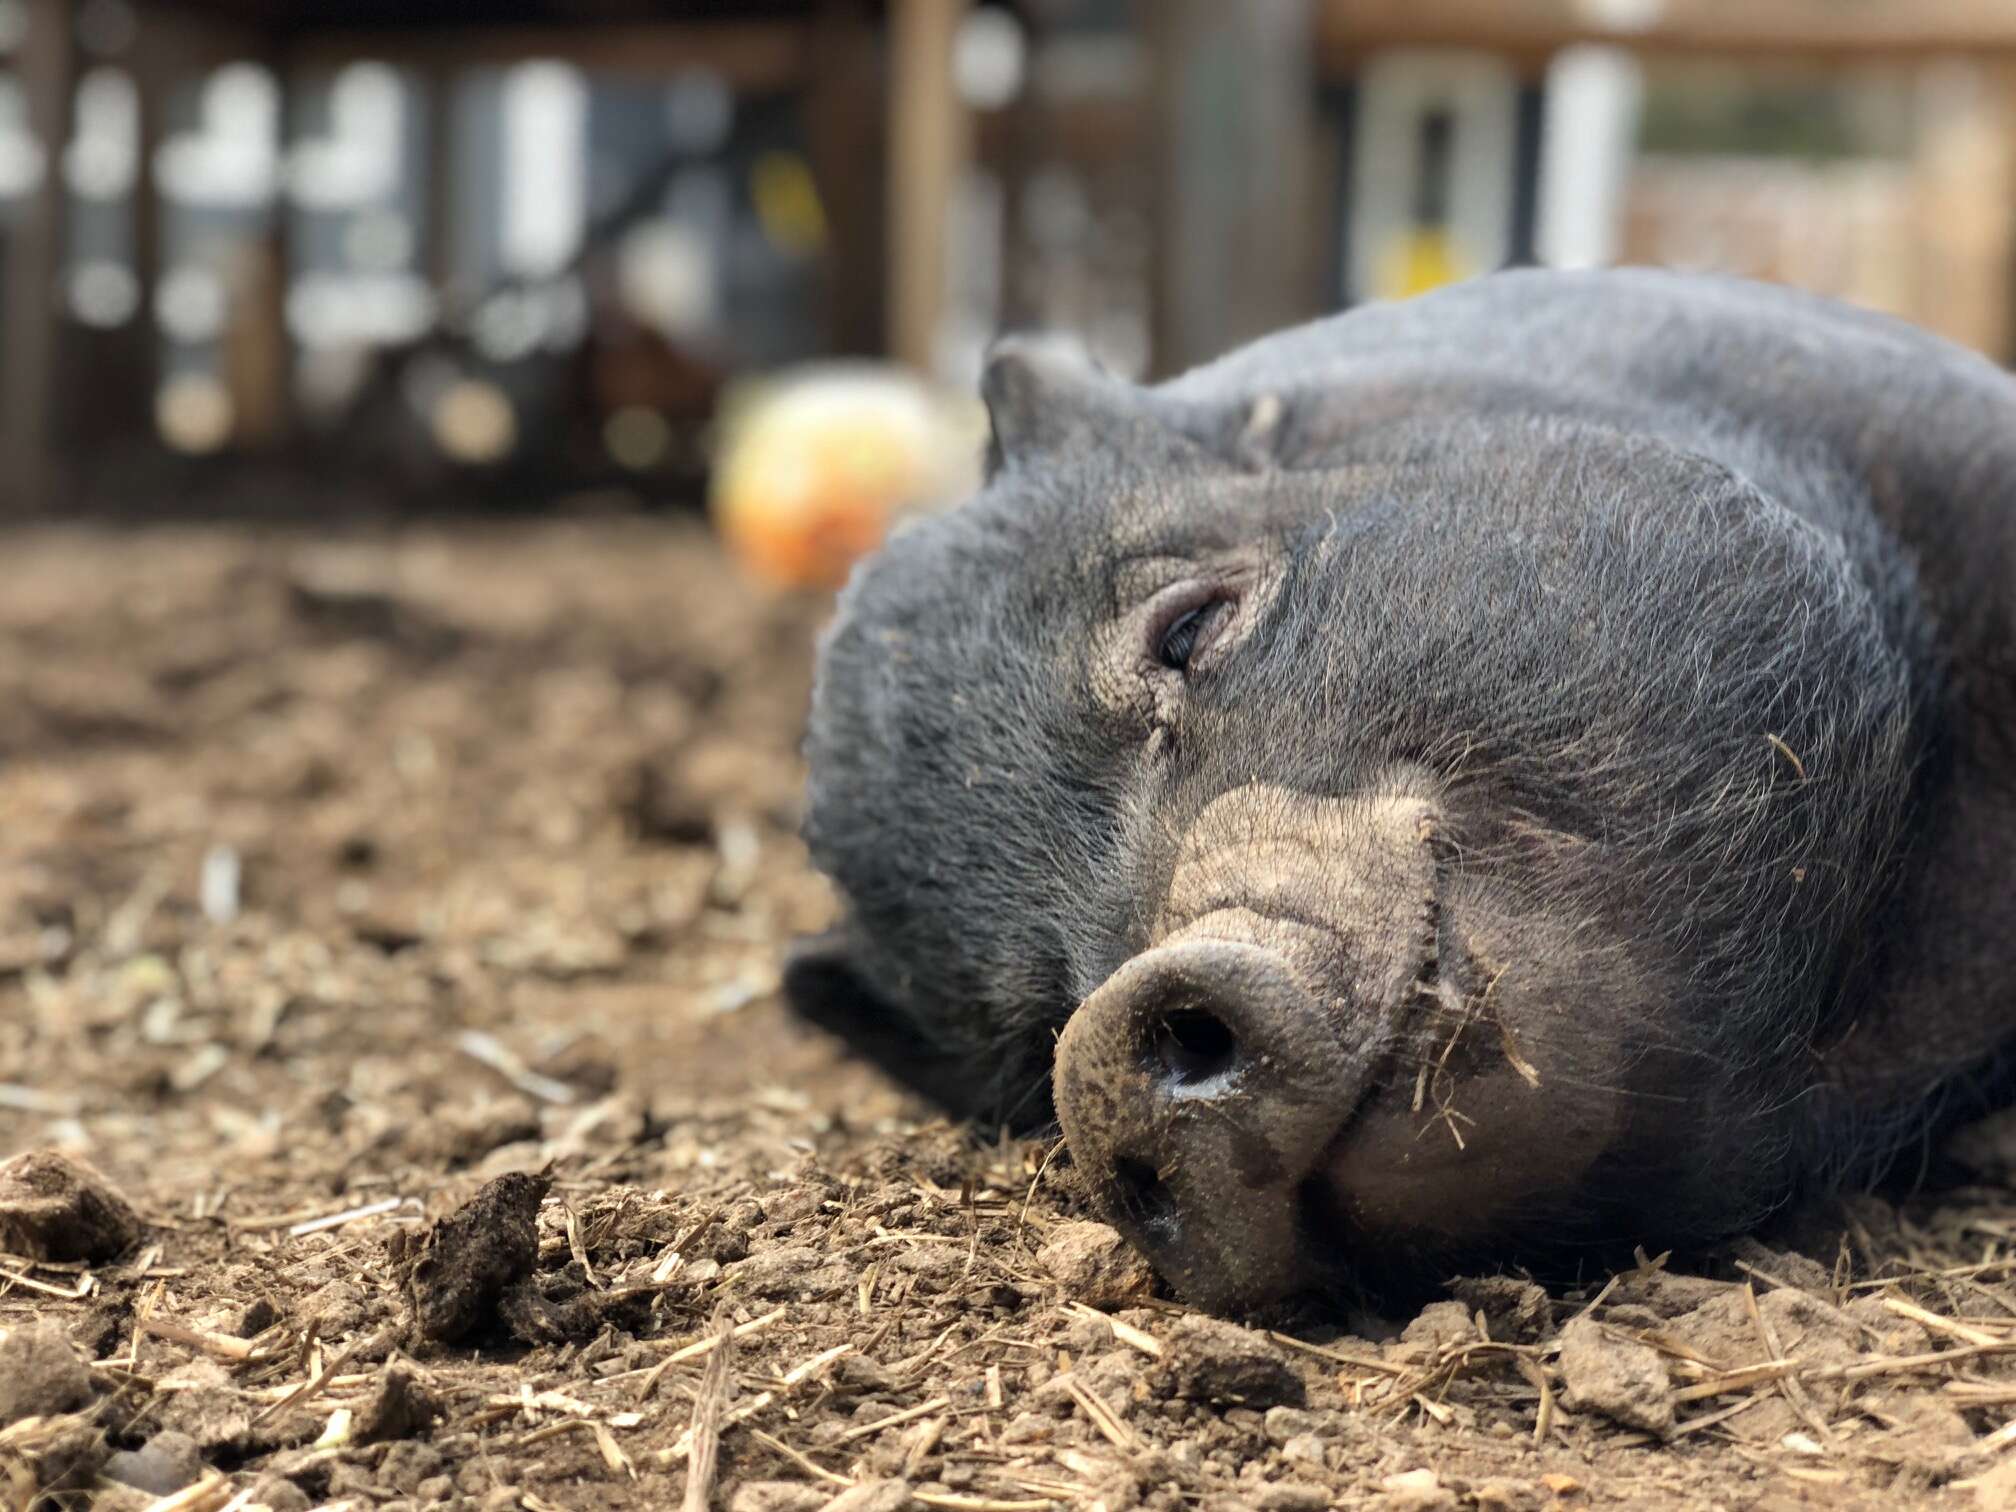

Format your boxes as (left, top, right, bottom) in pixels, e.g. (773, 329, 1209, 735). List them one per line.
(0, 0, 2009, 582)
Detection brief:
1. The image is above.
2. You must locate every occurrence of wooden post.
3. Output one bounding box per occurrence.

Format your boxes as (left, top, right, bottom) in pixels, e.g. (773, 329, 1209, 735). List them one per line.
(1317, 0, 2016, 64)
(423, 62, 460, 300)
(226, 54, 294, 448)
(1912, 58, 2016, 362)
(886, 0, 969, 373)
(109, 10, 168, 443)
(988, 0, 1041, 335)
(1150, 0, 1319, 375)
(806, 0, 885, 358)
(1, 0, 75, 511)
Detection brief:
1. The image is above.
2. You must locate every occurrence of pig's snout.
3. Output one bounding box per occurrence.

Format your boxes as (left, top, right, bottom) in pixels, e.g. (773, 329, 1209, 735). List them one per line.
(1054, 939, 1349, 1310)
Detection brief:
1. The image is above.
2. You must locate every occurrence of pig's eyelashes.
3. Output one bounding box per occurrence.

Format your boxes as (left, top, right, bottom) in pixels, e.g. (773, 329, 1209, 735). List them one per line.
(1145, 581, 1237, 677)
(1158, 603, 1227, 671)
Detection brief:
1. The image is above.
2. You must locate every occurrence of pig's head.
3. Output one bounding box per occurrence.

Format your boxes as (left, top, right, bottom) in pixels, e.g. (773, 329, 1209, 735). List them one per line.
(789, 339, 1926, 1311)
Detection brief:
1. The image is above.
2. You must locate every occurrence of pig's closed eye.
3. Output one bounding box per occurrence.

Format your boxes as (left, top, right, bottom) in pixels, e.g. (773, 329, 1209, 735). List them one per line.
(1148, 587, 1234, 675)
(1158, 603, 1225, 671)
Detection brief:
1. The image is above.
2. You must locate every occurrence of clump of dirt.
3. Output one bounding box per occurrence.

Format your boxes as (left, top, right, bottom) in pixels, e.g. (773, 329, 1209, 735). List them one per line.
(396, 1170, 550, 1344)
(1036, 1219, 1157, 1308)
(352, 1363, 444, 1444)
(0, 1150, 144, 1261)
(1447, 1275, 1552, 1344)
(102, 1429, 205, 1496)
(1558, 1315, 1674, 1437)
(2, 520, 2015, 1510)
(1156, 1313, 1307, 1409)
(0, 1320, 95, 1425)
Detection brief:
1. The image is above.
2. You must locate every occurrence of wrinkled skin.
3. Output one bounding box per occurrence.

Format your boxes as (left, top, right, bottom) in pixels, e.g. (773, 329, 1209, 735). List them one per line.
(787, 270, 2016, 1312)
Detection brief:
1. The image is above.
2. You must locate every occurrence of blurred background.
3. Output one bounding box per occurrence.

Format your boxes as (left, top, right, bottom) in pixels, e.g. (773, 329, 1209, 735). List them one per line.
(0, 0, 2013, 579)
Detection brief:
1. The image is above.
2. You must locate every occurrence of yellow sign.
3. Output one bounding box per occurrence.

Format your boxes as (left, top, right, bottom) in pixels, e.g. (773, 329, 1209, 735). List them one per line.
(1376, 227, 1468, 300)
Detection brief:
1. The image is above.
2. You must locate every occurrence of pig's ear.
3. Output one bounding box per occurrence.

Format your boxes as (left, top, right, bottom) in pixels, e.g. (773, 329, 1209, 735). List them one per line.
(982, 335, 1210, 473)
(783, 928, 997, 1117)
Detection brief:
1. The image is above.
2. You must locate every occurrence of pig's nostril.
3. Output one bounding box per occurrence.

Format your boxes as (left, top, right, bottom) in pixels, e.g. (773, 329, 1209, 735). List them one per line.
(1112, 1156, 1178, 1234)
(1060, 941, 1328, 1308)
(1150, 1007, 1238, 1091)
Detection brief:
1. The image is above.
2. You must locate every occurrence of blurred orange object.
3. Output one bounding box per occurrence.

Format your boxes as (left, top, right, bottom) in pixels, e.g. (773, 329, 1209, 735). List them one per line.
(711, 365, 985, 589)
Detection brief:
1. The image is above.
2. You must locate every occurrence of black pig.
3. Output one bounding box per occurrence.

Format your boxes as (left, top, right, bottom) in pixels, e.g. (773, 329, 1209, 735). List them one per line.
(786, 269, 2016, 1311)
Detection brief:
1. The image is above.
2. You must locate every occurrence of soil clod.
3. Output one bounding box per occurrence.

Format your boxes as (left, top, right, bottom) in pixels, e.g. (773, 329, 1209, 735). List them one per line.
(101, 1430, 204, 1497)
(1447, 1274, 1552, 1343)
(398, 1170, 550, 1344)
(1036, 1220, 1157, 1308)
(0, 1150, 144, 1262)
(0, 1320, 94, 1426)
(353, 1363, 444, 1444)
(1155, 1314, 1306, 1408)
(1557, 1314, 1675, 1437)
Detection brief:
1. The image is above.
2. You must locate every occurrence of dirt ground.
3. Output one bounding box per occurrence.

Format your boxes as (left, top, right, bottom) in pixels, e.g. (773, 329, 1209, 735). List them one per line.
(4, 519, 2016, 1512)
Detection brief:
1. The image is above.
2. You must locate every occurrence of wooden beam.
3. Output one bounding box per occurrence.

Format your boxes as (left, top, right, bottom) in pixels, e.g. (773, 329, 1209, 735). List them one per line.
(1, 0, 75, 513)
(804, 0, 885, 359)
(1151, 0, 1319, 375)
(421, 62, 460, 297)
(1319, 0, 2016, 65)
(974, 96, 1143, 165)
(118, 10, 171, 438)
(213, 48, 293, 450)
(886, 0, 970, 373)
(1911, 60, 2016, 361)
(288, 22, 810, 88)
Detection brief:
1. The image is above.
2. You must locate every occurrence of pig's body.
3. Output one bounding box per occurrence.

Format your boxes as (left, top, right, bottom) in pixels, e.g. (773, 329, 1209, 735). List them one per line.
(790, 269, 2016, 1310)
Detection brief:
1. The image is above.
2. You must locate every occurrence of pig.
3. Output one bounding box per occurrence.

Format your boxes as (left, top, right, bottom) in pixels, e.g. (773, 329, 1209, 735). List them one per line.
(785, 268, 2016, 1312)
